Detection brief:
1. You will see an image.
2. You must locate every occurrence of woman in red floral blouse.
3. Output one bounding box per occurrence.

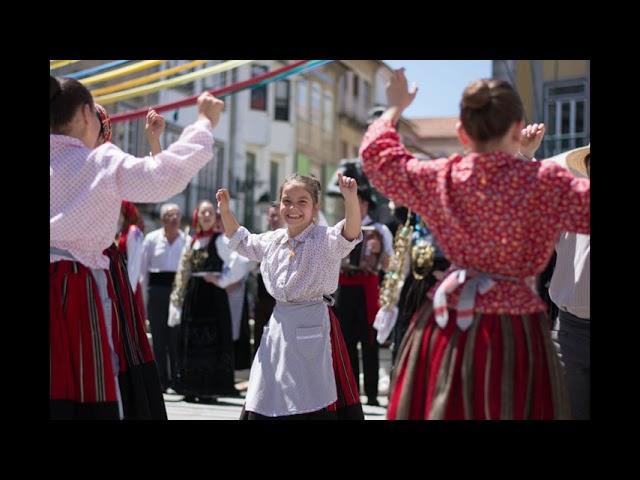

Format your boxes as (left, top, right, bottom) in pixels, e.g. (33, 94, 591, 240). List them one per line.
(360, 70, 589, 419)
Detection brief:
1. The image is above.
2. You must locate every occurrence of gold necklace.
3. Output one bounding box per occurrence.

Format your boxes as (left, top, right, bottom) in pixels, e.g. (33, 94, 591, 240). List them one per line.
(287, 238, 298, 258)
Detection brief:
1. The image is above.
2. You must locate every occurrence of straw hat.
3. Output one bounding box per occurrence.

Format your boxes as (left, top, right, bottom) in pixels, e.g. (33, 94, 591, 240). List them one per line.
(547, 143, 589, 177)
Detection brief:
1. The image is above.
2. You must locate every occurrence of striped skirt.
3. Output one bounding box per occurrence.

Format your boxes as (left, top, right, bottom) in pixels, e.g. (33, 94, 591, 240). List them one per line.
(50, 260, 120, 419)
(104, 245, 167, 420)
(326, 307, 364, 419)
(387, 301, 571, 420)
(240, 307, 364, 420)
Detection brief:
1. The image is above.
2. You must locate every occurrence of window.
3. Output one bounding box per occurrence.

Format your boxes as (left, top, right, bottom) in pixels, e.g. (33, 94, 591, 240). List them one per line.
(250, 65, 268, 111)
(323, 90, 333, 132)
(215, 143, 225, 189)
(297, 79, 308, 119)
(274, 80, 290, 121)
(338, 74, 346, 110)
(193, 143, 223, 203)
(114, 122, 127, 154)
(197, 152, 216, 200)
(543, 79, 588, 157)
(311, 82, 321, 126)
(362, 80, 371, 108)
(270, 160, 279, 201)
(162, 124, 181, 152)
(127, 120, 139, 155)
(244, 152, 257, 230)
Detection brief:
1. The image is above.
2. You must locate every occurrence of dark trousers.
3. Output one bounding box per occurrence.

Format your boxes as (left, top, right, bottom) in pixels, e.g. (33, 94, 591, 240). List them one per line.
(147, 283, 180, 391)
(552, 309, 590, 420)
(334, 284, 379, 401)
(353, 336, 379, 401)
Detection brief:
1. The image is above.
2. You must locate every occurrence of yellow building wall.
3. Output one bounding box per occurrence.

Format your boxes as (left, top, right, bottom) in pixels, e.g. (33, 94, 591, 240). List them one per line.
(542, 60, 588, 81)
(515, 60, 535, 122)
(515, 60, 589, 122)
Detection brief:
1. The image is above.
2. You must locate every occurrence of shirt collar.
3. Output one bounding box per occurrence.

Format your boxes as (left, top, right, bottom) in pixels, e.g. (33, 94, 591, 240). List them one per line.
(279, 222, 317, 244)
(50, 134, 87, 149)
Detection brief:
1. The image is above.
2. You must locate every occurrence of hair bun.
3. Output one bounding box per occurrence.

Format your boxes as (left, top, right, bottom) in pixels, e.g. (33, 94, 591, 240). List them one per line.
(462, 79, 491, 110)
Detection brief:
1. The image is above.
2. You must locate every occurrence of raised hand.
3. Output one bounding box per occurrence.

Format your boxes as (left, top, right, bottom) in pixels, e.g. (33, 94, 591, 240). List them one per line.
(197, 92, 225, 128)
(519, 123, 545, 160)
(386, 68, 418, 112)
(337, 172, 358, 200)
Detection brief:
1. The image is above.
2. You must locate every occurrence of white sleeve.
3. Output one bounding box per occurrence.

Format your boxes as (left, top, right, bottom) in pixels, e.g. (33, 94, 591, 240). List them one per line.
(216, 251, 253, 289)
(140, 236, 150, 283)
(126, 226, 145, 288)
(215, 234, 233, 263)
(216, 235, 252, 288)
(327, 219, 363, 260)
(89, 119, 215, 203)
(378, 224, 395, 257)
(227, 227, 272, 262)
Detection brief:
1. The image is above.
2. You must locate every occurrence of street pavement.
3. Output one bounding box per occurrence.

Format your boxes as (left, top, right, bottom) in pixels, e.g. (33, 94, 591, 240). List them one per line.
(164, 345, 392, 420)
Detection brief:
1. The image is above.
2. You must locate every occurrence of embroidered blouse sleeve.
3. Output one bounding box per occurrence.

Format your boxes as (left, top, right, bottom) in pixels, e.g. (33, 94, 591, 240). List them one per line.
(228, 227, 273, 262)
(89, 119, 215, 203)
(326, 219, 363, 260)
(360, 118, 447, 223)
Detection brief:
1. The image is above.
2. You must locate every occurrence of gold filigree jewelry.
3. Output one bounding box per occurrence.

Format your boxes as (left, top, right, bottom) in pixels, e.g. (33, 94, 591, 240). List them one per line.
(411, 238, 435, 280)
(379, 210, 414, 310)
(191, 248, 209, 270)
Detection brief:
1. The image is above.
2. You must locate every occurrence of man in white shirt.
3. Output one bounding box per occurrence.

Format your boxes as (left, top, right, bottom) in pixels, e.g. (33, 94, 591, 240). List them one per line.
(548, 144, 590, 420)
(140, 203, 190, 393)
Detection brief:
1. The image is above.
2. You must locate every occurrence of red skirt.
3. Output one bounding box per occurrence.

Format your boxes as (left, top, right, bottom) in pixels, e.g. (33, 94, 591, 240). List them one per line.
(327, 307, 364, 419)
(50, 260, 119, 419)
(387, 301, 571, 420)
(103, 245, 166, 420)
(133, 283, 146, 325)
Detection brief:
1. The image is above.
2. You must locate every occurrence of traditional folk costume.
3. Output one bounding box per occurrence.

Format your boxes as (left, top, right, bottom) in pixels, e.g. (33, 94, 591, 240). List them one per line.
(229, 220, 365, 419)
(103, 243, 167, 419)
(360, 118, 590, 420)
(117, 201, 146, 322)
(50, 116, 214, 419)
(168, 212, 250, 398)
(334, 209, 393, 405)
(390, 219, 450, 367)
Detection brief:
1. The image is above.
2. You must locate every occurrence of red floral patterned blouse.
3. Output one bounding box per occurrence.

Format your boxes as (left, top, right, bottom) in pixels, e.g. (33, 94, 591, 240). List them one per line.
(360, 118, 590, 315)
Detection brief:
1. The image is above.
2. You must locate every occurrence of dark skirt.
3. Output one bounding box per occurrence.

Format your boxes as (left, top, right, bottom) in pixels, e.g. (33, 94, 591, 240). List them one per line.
(387, 301, 571, 420)
(178, 276, 236, 397)
(104, 246, 167, 420)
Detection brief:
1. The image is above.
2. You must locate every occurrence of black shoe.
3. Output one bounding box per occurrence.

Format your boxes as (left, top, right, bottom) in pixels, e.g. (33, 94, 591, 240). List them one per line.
(367, 398, 380, 407)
